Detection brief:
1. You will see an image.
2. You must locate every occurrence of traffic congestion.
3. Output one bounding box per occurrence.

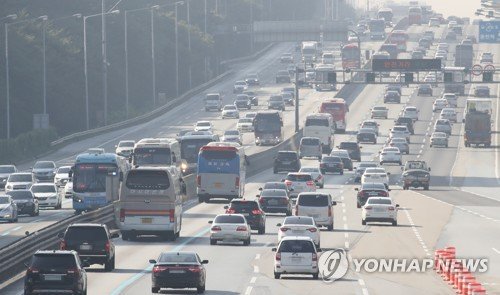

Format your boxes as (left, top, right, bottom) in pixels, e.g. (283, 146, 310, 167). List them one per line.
(0, 1, 499, 295)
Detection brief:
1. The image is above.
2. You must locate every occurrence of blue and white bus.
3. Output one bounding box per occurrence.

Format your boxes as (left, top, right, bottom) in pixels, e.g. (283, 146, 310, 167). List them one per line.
(71, 153, 129, 214)
(196, 143, 246, 203)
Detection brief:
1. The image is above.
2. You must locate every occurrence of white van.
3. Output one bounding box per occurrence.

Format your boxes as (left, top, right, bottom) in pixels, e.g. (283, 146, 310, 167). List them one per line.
(295, 193, 336, 231)
(303, 113, 334, 153)
(116, 167, 182, 241)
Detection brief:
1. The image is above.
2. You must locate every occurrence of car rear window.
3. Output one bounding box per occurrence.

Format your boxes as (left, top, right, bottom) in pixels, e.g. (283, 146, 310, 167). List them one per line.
(298, 194, 329, 206)
(65, 226, 108, 242)
(159, 253, 198, 264)
(367, 198, 392, 205)
(214, 215, 245, 224)
(279, 240, 315, 253)
(261, 190, 287, 197)
(283, 217, 314, 225)
(126, 170, 170, 190)
(7, 191, 33, 200)
(31, 254, 76, 269)
(339, 142, 358, 149)
(263, 182, 287, 190)
(323, 156, 341, 163)
(278, 152, 296, 160)
(301, 138, 320, 145)
(230, 201, 259, 212)
(286, 174, 312, 181)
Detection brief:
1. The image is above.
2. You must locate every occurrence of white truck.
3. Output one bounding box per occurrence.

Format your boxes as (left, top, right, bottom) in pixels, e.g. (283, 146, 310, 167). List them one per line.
(314, 64, 336, 91)
(302, 41, 318, 63)
(464, 99, 492, 115)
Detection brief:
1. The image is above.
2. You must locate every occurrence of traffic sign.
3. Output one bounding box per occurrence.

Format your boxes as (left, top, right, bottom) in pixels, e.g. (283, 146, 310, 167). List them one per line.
(372, 59, 442, 72)
(479, 20, 500, 43)
(472, 64, 483, 76)
(484, 64, 496, 72)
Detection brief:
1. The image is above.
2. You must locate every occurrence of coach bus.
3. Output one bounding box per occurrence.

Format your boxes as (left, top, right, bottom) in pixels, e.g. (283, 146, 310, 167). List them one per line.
(408, 6, 423, 25)
(179, 132, 219, 175)
(196, 143, 246, 203)
(341, 43, 361, 69)
(387, 30, 408, 52)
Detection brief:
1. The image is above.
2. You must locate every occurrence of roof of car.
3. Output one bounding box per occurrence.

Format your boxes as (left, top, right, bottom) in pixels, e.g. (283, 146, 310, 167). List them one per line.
(69, 223, 106, 228)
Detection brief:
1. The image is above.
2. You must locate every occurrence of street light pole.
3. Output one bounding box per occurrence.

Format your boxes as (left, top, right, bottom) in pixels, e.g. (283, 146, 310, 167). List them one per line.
(175, 2, 180, 97)
(187, 0, 192, 89)
(41, 16, 48, 115)
(3, 14, 18, 139)
(151, 6, 159, 106)
(102, 0, 108, 126)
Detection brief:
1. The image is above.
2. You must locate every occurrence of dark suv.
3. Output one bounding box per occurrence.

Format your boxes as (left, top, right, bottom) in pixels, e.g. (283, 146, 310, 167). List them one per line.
(395, 117, 415, 135)
(338, 141, 362, 161)
(59, 223, 119, 271)
(273, 151, 301, 174)
(24, 250, 87, 295)
(224, 199, 266, 234)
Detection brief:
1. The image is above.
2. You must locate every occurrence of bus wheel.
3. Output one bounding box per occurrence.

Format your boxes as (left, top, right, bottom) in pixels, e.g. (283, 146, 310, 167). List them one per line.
(74, 210, 82, 215)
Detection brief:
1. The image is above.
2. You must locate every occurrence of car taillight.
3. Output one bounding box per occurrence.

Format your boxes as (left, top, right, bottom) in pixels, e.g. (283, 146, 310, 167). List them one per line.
(284, 180, 292, 186)
(280, 227, 290, 232)
(312, 253, 318, 261)
(211, 226, 221, 231)
(153, 265, 168, 273)
(328, 207, 332, 217)
(67, 268, 80, 276)
(280, 198, 288, 205)
(188, 266, 202, 273)
(388, 206, 395, 211)
(169, 209, 175, 223)
(105, 241, 111, 253)
(381, 191, 388, 197)
(235, 177, 240, 188)
(306, 181, 315, 187)
(197, 175, 201, 187)
(226, 208, 236, 214)
(236, 226, 247, 231)
(119, 209, 125, 222)
(276, 252, 281, 261)
(365, 206, 373, 210)
(258, 197, 265, 204)
(59, 239, 66, 250)
(27, 267, 39, 274)
(320, 163, 325, 168)
(308, 227, 317, 233)
(251, 209, 262, 215)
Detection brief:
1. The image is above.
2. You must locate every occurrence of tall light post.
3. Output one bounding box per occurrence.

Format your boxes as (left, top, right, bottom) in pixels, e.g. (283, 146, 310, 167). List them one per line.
(101, 0, 108, 126)
(5, 15, 47, 139)
(174, 1, 185, 98)
(83, 10, 119, 130)
(151, 5, 159, 106)
(186, 0, 192, 89)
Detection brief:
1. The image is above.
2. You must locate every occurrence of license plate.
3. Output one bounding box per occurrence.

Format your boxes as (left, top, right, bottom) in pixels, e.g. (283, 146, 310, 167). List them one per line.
(268, 200, 278, 205)
(241, 213, 249, 216)
(369, 192, 378, 195)
(292, 230, 304, 234)
(374, 208, 385, 212)
(170, 270, 185, 274)
(214, 182, 222, 188)
(292, 257, 302, 263)
(80, 244, 92, 251)
(141, 218, 153, 224)
(44, 274, 62, 281)
(282, 161, 291, 165)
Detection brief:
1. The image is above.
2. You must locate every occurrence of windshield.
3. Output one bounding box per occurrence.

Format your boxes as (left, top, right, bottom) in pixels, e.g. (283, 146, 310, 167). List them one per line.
(125, 170, 170, 190)
(73, 163, 118, 193)
(206, 94, 220, 101)
(8, 174, 32, 182)
(31, 185, 56, 193)
(181, 139, 213, 163)
(366, 168, 386, 174)
(301, 138, 319, 145)
(263, 182, 287, 190)
(286, 174, 312, 181)
(279, 240, 315, 253)
(134, 148, 172, 166)
(367, 198, 392, 205)
(197, 122, 210, 126)
(0, 166, 16, 173)
(57, 167, 71, 174)
(34, 162, 54, 169)
(65, 226, 108, 242)
(119, 141, 135, 147)
(31, 254, 76, 269)
(270, 96, 283, 102)
(298, 194, 329, 206)
(225, 130, 239, 136)
(224, 105, 237, 110)
(7, 191, 33, 200)
(305, 118, 329, 127)
(261, 190, 287, 197)
(300, 168, 319, 173)
(255, 116, 281, 132)
(323, 156, 341, 163)
(239, 118, 252, 123)
(0, 197, 10, 204)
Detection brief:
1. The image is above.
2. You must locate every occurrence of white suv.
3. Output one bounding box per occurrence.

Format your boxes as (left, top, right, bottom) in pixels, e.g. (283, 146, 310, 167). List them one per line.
(362, 197, 399, 226)
(295, 193, 336, 231)
(273, 236, 320, 279)
(361, 167, 390, 189)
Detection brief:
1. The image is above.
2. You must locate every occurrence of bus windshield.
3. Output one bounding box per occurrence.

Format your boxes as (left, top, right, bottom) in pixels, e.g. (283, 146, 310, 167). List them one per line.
(181, 138, 214, 163)
(254, 117, 281, 132)
(73, 163, 118, 193)
(125, 170, 170, 190)
(198, 150, 239, 174)
(133, 148, 171, 166)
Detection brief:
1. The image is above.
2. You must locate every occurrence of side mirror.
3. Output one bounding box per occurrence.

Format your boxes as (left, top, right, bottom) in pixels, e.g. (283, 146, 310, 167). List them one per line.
(58, 232, 64, 239)
(331, 201, 337, 206)
(258, 187, 263, 191)
(223, 205, 229, 209)
(354, 188, 359, 191)
(256, 195, 260, 198)
(149, 259, 157, 264)
(208, 220, 213, 224)
(387, 172, 391, 175)
(289, 188, 294, 192)
(388, 189, 392, 191)
(396, 204, 400, 208)
(428, 168, 431, 171)
(276, 223, 282, 227)
(201, 259, 209, 264)
(271, 248, 277, 252)
(317, 248, 323, 252)
(111, 232, 120, 239)
(400, 167, 404, 171)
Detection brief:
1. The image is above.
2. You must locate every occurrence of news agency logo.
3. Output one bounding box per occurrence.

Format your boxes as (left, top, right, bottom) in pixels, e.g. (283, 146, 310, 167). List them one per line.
(318, 249, 349, 283)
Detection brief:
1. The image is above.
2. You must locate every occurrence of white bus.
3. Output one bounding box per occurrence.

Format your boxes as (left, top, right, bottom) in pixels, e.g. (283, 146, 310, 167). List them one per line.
(196, 142, 246, 203)
(314, 64, 336, 91)
(303, 113, 335, 153)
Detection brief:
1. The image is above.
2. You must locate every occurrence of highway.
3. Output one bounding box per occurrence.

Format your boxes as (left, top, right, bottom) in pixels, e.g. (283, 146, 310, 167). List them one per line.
(2, 13, 500, 295)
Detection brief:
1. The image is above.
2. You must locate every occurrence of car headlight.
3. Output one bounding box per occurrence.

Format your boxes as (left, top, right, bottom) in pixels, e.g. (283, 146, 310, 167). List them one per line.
(6, 185, 12, 189)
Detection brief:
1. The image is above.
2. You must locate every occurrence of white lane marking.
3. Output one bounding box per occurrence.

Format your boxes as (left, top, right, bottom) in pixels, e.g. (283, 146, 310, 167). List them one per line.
(403, 209, 431, 257)
(342, 216, 347, 222)
(343, 223, 348, 230)
(255, 254, 260, 260)
(359, 279, 366, 286)
(495, 85, 500, 184)
(362, 288, 370, 295)
(245, 286, 253, 295)
(345, 241, 350, 249)
(250, 277, 257, 284)
(253, 266, 259, 273)
(1, 225, 22, 236)
(492, 248, 500, 255)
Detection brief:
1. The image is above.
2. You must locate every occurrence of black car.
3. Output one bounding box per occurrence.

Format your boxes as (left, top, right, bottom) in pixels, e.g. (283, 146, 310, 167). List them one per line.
(245, 73, 260, 86)
(395, 117, 415, 135)
(418, 37, 432, 49)
(338, 141, 362, 161)
(417, 84, 433, 96)
(355, 183, 389, 208)
(24, 250, 87, 295)
(225, 199, 266, 234)
(257, 189, 292, 216)
(320, 156, 344, 174)
(474, 86, 490, 97)
(385, 85, 402, 95)
(357, 130, 377, 144)
(451, 26, 462, 35)
(6, 190, 39, 216)
(268, 95, 286, 111)
(243, 90, 259, 106)
(384, 91, 401, 103)
(150, 251, 208, 294)
(276, 70, 291, 83)
(234, 94, 252, 110)
(259, 182, 292, 198)
(59, 223, 119, 271)
(273, 151, 301, 173)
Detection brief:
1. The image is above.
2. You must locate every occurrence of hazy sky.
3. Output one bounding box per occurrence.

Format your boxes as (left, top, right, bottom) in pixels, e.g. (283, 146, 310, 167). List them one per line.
(364, 0, 482, 19)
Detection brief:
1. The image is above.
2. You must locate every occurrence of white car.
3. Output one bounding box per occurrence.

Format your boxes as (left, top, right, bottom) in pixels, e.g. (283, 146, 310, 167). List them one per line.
(402, 106, 419, 121)
(362, 197, 399, 226)
(233, 80, 248, 93)
(379, 147, 402, 165)
(284, 173, 317, 198)
(277, 216, 320, 247)
(0, 165, 18, 189)
(433, 99, 449, 112)
(360, 120, 379, 136)
(273, 236, 319, 279)
(389, 138, 410, 155)
(437, 43, 449, 51)
(361, 167, 390, 188)
(86, 147, 105, 154)
(64, 181, 73, 198)
(480, 52, 493, 63)
(371, 106, 389, 119)
(429, 18, 440, 27)
(221, 130, 242, 145)
(434, 53, 447, 61)
(237, 118, 254, 132)
(209, 214, 251, 245)
(299, 167, 324, 188)
(194, 120, 213, 132)
(440, 108, 457, 122)
(430, 132, 449, 148)
(442, 93, 457, 108)
(54, 166, 71, 188)
(434, 119, 452, 136)
(4, 172, 35, 192)
(424, 74, 436, 83)
(390, 125, 411, 143)
(31, 183, 62, 209)
(221, 104, 240, 119)
(295, 193, 336, 230)
(448, 21, 457, 28)
(115, 140, 135, 157)
(0, 195, 18, 223)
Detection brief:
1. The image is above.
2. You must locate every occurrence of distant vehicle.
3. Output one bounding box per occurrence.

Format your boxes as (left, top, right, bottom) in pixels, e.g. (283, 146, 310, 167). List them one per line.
(54, 166, 72, 188)
(385, 84, 402, 95)
(283, 172, 316, 198)
(384, 90, 401, 103)
(402, 161, 431, 190)
(59, 223, 118, 271)
(197, 144, 246, 202)
(237, 118, 254, 133)
(179, 133, 219, 175)
(390, 125, 411, 143)
(480, 52, 493, 63)
(5, 172, 35, 192)
(423, 30, 435, 41)
(464, 108, 491, 147)
(389, 138, 409, 155)
(329, 149, 353, 171)
(357, 128, 377, 144)
(417, 84, 433, 96)
(295, 193, 336, 231)
(440, 108, 458, 123)
(355, 182, 389, 208)
(222, 130, 242, 145)
(445, 31, 457, 41)
(418, 37, 431, 49)
(299, 137, 322, 160)
(360, 120, 379, 136)
(276, 70, 291, 83)
(341, 43, 361, 69)
(194, 121, 213, 132)
(245, 73, 260, 85)
(361, 167, 390, 189)
(338, 141, 361, 162)
(243, 90, 259, 106)
(368, 18, 386, 39)
(272, 236, 320, 279)
(428, 17, 440, 27)
(32, 161, 57, 182)
(258, 189, 292, 215)
(221, 104, 240, 119)
(149, 252, 208, 294)
(379, 147, 402, 165)
(402, 106, 419, 121)
(430, 132, 449, 148)
(387, 30, 408, 52)
(299, 167, 324, 188)
(433, 119, 452, 136)
(254, 111, 283, 146)
(280, 53, 294, 63)
(115, 140, 135, 157)
(371, 106, 388, 119)
(314, 64, 337, 91)
(277, 216, 320, 247)
(433, 99, 449, 112)
(303, 113, 334, 153)
(320, 156, 344, 174)
(117, 167, 182, 241)
(273, 151, 301, 174)
(443, 67, 466, 95)
(234, 94, 252, 110)
(281, 92, 294, 106)
(411, 50, 424, 59)
(233, 80, 248, 93)
(301, 41, 318, 63)
(377, 7, 393, 22)
(24, 250, 87, 295)
(474, 85, 490, 97)
(85, 147, 105, 154)
(362, 197, 398, 226)
(0, 195, 18, 222)
(225, 199, 266, 234)
(321, 52, 335, 64)
(354, 162, 378, 182)
(451, 26, 462, 35)
(268, 95, 286, 111)
(204, 93, 222, 111)
(7, 190, 39, 216)
(379, 43, 399, 59)
(454, 44, 473, 68)
(259, 182, 292, 198)
(319, 98, 349, 133)
(209, 214, 251, 245)
(0, 165, 18, 189)
(395, 117, 415, 135)
(31, 183, 61, 209)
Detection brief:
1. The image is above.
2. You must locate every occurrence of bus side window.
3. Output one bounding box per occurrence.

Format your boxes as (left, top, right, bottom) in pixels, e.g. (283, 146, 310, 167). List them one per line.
(172, 153, 177, 164)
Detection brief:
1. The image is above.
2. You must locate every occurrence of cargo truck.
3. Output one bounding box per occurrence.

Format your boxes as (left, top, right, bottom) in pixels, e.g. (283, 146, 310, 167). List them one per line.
(463, 98, 492, 147)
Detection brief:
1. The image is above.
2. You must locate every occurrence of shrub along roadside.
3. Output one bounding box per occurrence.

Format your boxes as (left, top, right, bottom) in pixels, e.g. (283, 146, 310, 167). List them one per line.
(0, 128, 58, 165)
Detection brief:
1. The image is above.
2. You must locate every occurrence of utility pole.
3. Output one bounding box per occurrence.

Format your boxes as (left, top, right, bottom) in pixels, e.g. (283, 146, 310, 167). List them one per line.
(102, 0, 108, 126)
(187, 0, 192, 89)
(294, 66, 300, 133)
